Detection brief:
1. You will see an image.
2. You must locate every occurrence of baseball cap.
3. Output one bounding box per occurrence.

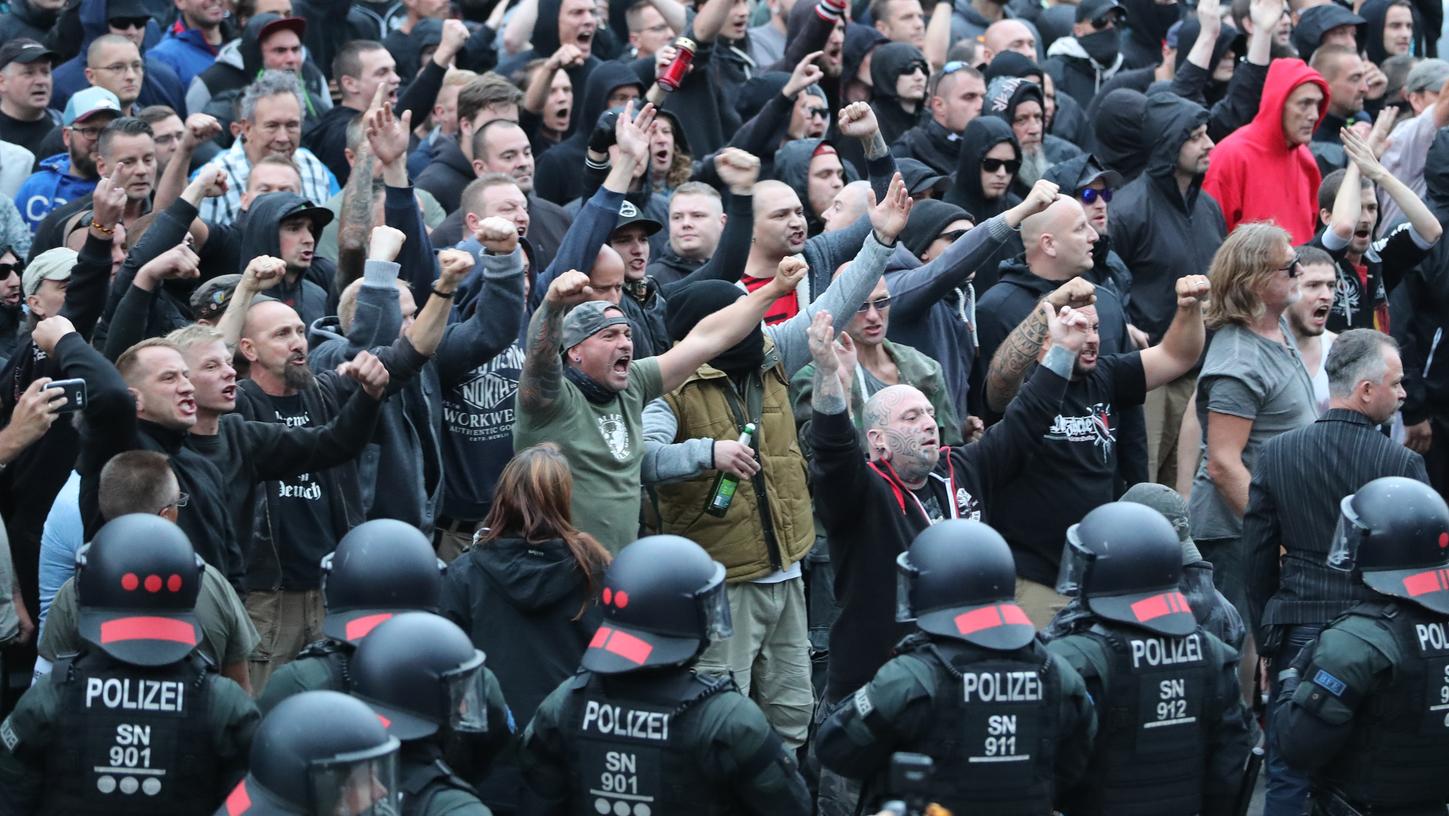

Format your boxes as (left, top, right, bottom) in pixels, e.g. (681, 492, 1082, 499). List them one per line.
(612, 199, 662, 237)
(22, 247, 78, 297)
(0, 39, 57, 71)
(1076, 0, 1126, 24)
(64, 86, 122, 127)
(191, 274, 244, 322)
(561, 301, 630, 350)
(279, 199, 335, 234)
(1119, 483, 1202, 565)
(257, 14, 308, 44)
(896, 157, 950, 197)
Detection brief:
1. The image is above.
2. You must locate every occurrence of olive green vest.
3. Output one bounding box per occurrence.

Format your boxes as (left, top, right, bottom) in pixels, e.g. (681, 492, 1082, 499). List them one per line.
(657, 341, 814, 582)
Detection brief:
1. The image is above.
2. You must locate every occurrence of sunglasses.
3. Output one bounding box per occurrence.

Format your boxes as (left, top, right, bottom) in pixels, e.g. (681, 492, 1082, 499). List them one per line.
(109, 16, 148, 29)
(855, 295, 893, 313)
(1090, 12, 1122, 29)
(981, 158, 1021, 174)
(0, 262, 23, 278)
(1278, 254, 1302, 278)
(806, 106, 829, 119)
(900, 60, 928, 77)
(941, 60, 969, 74)
(1080, 187, 1113, 204)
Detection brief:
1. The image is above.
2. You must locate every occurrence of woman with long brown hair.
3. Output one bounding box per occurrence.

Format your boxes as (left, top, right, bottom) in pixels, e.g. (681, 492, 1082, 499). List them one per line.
(439, 443, 610, 812)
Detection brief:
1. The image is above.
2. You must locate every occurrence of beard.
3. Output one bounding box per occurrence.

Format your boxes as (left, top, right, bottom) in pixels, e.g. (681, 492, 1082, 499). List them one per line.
(1018, 147, 1048, 188)
(71, 150, 98, 178)
(282, 362, 316, 390)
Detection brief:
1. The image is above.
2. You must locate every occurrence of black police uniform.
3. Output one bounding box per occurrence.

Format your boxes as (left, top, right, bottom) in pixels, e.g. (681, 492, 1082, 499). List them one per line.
(517, 535, 812, 815)
(351, 612, 503, 816)
(1275, 477, 1449, 815)
(1047, 502, 1252, 816)
(816, 520, 1097, 814)
(0, 514, 259, 814)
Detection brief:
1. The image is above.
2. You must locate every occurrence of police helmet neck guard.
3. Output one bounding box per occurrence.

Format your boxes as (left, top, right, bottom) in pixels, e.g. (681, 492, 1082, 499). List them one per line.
(1057, 503, 1196, 636)
(1329, 476, 1449, 614)
(897, 519, 1035, 650)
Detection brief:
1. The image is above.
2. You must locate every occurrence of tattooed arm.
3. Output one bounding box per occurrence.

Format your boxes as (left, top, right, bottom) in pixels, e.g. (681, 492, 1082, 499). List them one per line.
(984, 277, 1096, 414)
(518, 270, 594, 415)
(335, 145, 377, 296)
(807, 310, 848, 415)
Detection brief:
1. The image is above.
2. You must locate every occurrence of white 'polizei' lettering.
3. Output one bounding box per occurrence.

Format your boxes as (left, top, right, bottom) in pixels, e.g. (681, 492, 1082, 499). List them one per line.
(581, 701, 669, 741)
(1417, 622, 1449, 652)
(1130, 633, 1204, 668)
(961, 671, 1043, 703)
(83, 678, 186, 713)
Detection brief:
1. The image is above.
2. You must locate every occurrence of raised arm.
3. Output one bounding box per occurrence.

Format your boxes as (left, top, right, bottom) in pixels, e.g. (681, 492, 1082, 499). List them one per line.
(524, 45, 585, 114)
(659, 148, 759, 297)
(984, 276, 1096, 414)
(154, 114, 223, 212)
(1139, 274, 1209, 390)
(402, 231, 468, 359)
(923, 0, 952, 69)
(216, 256, 288, 351)
(519, 270, 596, 415)
(656, 256, 809, 392)
(434, 228, 527, 385)
(689, 0, 733, 44)
(365, 97, 440, 295)
(102, 243, 203, 360)
(1183, 0, 1222, 76)
(1344, 127, 1443, 247)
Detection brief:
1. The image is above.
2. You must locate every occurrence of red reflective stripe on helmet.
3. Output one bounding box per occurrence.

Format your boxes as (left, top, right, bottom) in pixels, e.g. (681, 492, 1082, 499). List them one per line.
(604, 629, 654, 665)
(589, 626, 612, 648)
(1129, 591, 1191, 621)
(225, 782, 251, 815)
(954, 606, 1003, 635)
(344, 613, 393, 642)
(1000, 604, 1032, 626)
(1403, 569, 1449, 597)
(99, 616, 197, 645)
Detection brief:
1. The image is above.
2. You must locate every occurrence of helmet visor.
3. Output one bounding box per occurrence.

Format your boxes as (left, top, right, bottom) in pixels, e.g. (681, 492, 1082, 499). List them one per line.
(697, 563, 733, 642)
(442, 650, 489, 734)
(309, 741, 401, 816)
(895, 551, 918, 624)
(1328, 496, 1368, 573)
(1056, 524, 1093, 596)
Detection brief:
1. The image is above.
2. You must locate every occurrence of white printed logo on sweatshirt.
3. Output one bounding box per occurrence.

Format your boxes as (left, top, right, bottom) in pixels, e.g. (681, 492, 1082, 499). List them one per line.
(598, 413, 631, 461)
(1046, 403, 1116, 462)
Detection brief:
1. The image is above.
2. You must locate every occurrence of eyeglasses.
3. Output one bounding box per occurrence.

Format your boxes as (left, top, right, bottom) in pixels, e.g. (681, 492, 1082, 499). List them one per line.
(855, 295, 893, 313)
(163, 492, 189, 512)
(806, 106, 829, 119)
(109, 16, 147, 29)
(1080, 187, 1113, 204)
(97, 61, 144, 75)
(68, 124, 107, 140)
(981, 158, 1021, 174)
(1277, 255, 1302, 277)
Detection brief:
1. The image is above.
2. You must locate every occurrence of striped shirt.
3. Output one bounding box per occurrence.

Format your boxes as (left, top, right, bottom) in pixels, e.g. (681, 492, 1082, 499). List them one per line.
(194, 140, 338, 227)
(1243, 408, 1430, 632)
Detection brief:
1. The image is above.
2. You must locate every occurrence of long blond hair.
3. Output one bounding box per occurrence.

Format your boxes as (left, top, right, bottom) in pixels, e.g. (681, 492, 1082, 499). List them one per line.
(1205, 221, 1292, 329)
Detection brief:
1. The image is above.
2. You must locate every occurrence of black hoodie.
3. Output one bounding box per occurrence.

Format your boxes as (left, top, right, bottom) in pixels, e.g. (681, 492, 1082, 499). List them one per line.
(1108, 92, 1225, 341)
(945, 116, 1022, 292)
(869, 42, 927, 144)
(1291, 4, 1367, 59)
(1360, 0, 1420, 65)
(497, 0, 603, 87)
(1393, 128, 1449, 426)
(192, 13, 332, 142)
(242, 192, 333, 329)
(1169, 19, 1268, 143)
(439, 536, 604, 811)
(0, 0, 58, 43)
(1087, 87, 1150, 182)
(1120, 0, 1183, 68)
(533, 62, 646, 205)
(773, 137, 861, 235)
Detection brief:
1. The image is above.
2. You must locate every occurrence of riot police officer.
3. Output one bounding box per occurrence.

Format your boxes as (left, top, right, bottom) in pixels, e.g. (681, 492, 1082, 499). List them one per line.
(1046, 502, 1251, 816)
(815, 519, 1098, 814)
(258, 519, 449, 714)
(351, 611, 500, 815)
(218, 690, 402, 815)
(0, 514, 260, 813)
(1275, 476, 1449, 815)
(517, 534, 812, 815)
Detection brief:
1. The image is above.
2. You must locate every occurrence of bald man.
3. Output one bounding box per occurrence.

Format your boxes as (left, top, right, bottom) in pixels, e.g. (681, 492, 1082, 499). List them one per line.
(985, 20, 1038, 59)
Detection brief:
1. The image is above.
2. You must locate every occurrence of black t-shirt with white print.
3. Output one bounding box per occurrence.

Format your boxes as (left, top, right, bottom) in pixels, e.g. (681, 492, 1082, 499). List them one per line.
(262, 392, 336, 558)
(993, 352, 1148, 585)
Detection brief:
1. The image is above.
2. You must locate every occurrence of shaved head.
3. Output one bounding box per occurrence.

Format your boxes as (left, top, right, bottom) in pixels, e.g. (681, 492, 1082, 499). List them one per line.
(984, 19, 1036, 58)
(1022, 196, 1080, 253)
(864, 384, 927, 431)
(752, 179, 798, 218)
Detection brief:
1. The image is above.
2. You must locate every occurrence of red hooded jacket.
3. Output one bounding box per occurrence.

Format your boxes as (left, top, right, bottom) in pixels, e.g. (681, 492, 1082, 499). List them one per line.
(1202, 59, 1330, 243)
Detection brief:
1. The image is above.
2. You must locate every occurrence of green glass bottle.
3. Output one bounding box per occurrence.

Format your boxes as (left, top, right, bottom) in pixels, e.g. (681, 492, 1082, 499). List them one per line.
(705, 423, 756, 517)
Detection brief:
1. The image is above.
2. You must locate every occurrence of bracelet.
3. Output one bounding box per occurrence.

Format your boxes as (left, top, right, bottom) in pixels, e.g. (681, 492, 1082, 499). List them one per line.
(89, 221, 115, 235)
(431, 287, 456, 299)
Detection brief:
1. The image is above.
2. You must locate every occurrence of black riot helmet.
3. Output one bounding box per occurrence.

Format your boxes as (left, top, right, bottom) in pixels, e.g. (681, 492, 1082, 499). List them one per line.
(896, 520, 1035, 650)
(1329, 476, 1449, 614)
(581, 535, 732, 675)
(216, 691, 400, 816)
(321, 519, 447, 645)
(1057, 502, 1196, 636)
(76, 514, 205, 667)
(350, 612, 489, 742)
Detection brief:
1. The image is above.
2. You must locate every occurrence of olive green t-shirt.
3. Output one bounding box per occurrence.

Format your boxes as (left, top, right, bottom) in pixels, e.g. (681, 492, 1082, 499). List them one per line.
(513, 358, 663, 553)
(40, 563, 260, 667)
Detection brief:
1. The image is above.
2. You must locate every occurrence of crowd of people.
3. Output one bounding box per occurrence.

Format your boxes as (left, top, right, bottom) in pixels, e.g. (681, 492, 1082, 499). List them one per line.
(0, 0, 1437, 809)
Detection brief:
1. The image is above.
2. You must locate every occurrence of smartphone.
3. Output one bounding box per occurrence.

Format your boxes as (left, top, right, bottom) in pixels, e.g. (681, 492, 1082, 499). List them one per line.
(46, 378, 86, 414)
(888, 752, 934, 798)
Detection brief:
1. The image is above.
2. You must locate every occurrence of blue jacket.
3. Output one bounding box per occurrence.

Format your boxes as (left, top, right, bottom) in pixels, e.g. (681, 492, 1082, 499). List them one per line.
(15, 155, 98, 233)
(50, 0, 180, 113)
(149, 21, 220, 89)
